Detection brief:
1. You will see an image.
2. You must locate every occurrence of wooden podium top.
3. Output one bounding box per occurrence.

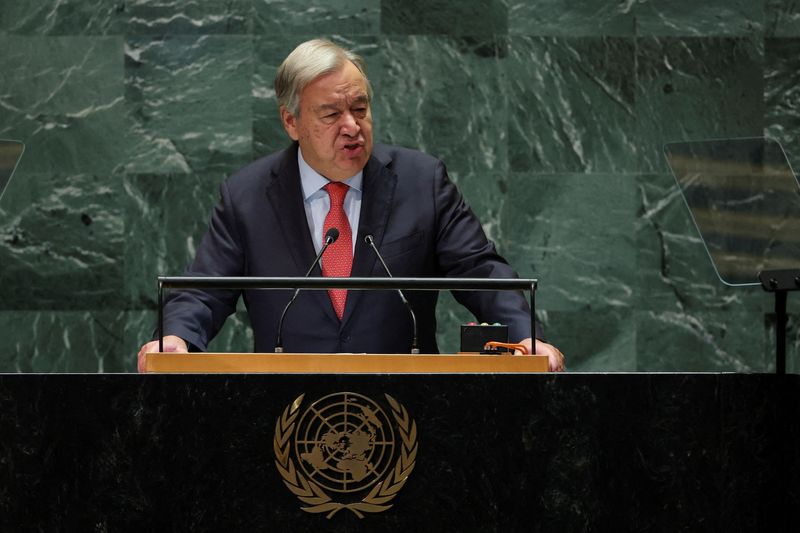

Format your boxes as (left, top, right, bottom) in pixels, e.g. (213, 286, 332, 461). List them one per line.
(144, 352, 549, 374)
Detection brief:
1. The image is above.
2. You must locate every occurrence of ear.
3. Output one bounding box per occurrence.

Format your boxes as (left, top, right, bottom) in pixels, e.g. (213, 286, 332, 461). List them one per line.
(280, 106, 300, 141)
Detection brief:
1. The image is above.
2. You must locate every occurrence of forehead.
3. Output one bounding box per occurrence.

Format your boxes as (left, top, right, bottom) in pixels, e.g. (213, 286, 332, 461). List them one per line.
(302, 62, 369, 106)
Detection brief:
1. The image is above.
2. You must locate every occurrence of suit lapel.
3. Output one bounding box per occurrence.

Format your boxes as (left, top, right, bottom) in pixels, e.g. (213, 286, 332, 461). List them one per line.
(266, 144, 339, 324)
(342, 150, 397, 328)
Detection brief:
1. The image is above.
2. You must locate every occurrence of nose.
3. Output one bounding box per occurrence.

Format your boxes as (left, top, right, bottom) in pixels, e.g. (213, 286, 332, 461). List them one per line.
(340, 112, 360, 137)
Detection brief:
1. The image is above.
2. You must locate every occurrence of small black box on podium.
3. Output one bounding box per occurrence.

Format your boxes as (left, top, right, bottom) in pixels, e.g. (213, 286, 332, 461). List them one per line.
(460, 323, 509, 353)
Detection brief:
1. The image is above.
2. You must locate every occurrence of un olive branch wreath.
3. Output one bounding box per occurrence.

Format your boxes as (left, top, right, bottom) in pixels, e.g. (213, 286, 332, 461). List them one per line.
(274, 393, 418, 519)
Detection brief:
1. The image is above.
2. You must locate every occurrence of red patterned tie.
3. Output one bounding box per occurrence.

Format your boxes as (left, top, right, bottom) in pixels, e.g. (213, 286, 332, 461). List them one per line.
(322, 182, 352, 320)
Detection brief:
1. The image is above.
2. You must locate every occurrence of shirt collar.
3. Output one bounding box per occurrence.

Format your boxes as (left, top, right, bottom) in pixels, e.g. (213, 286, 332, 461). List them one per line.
(298, 147, 363, 201)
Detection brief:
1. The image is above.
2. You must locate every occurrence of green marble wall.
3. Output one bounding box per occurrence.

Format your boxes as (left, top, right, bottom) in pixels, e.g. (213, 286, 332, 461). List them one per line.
(1, 1, 799, 373)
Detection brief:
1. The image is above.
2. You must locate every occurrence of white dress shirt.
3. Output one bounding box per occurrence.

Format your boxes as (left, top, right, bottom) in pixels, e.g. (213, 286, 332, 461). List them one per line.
(298, 147, 363, 255)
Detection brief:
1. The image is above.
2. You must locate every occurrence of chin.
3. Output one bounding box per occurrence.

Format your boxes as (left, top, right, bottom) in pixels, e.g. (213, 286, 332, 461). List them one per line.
(338, 156, 368, 171)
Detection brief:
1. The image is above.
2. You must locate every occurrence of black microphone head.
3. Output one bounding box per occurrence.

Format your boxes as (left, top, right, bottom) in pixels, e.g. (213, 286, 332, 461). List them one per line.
(325, 227, 340, 244)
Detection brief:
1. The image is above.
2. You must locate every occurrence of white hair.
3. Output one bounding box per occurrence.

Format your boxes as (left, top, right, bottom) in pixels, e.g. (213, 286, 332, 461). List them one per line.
(275, 39, 372, 116)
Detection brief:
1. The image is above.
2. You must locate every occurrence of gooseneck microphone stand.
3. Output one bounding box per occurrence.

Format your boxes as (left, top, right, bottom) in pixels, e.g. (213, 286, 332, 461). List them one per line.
(364, 234, 420, 354)
(274, 228, 339, 353)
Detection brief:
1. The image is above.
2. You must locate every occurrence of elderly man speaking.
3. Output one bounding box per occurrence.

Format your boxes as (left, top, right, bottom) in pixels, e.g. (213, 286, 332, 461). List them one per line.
(138, 39, 565, 372)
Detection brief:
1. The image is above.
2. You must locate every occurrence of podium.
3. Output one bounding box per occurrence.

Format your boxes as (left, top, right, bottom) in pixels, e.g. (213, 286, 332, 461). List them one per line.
(144, 352, 549, 373)
(0, 372, 796, 530)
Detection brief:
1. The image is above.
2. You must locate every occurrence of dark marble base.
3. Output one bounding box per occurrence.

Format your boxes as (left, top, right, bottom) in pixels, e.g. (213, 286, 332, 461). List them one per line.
(0, 373, 797, 531)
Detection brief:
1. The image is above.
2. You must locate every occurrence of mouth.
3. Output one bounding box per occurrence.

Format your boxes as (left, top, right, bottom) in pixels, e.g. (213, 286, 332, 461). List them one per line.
(342, 141, 364, 156)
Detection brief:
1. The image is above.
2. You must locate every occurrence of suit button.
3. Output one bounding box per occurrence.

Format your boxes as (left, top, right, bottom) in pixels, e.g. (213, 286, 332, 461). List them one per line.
(342, 334, 351, 343)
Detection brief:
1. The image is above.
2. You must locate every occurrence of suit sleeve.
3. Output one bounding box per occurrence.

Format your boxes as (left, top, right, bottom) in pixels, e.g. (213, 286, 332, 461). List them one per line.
(160, 180, 245, 351)
(432, 161, 543, 342)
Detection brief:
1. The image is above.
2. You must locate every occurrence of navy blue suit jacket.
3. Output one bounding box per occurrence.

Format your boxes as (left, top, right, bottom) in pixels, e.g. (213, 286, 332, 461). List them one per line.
(163, 143, 535, 353)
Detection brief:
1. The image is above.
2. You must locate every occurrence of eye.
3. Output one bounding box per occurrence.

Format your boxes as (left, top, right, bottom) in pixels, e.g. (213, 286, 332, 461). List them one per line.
(320, 111, 340, 123)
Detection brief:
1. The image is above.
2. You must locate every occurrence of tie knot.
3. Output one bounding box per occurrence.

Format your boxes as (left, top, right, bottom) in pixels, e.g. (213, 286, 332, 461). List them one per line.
(324, 182, 349, 207)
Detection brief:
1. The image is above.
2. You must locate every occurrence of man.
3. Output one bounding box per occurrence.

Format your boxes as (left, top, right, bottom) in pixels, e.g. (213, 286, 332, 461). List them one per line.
(138, 39, 565, 371)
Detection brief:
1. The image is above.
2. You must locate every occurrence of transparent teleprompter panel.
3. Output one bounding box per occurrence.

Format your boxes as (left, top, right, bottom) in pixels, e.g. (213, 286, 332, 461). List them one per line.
(664, 137, 800, 286)
(0, 140, 25, 203)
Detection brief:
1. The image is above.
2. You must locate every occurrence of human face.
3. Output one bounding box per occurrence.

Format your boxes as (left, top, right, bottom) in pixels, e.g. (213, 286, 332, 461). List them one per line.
(280, 61, 373, 182)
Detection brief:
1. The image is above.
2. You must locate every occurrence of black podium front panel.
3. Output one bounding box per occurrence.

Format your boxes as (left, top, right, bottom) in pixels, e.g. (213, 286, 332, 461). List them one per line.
(0, 374, 797, 531)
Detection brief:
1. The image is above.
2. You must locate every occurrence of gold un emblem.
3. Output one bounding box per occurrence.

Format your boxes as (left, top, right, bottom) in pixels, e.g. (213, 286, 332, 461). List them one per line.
(274, 392, 418, 518)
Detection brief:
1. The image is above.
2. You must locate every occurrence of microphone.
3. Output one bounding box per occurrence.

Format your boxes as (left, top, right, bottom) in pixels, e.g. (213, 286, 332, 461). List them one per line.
(274, 227, 339, 352)
(364, 234, 420, 354)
